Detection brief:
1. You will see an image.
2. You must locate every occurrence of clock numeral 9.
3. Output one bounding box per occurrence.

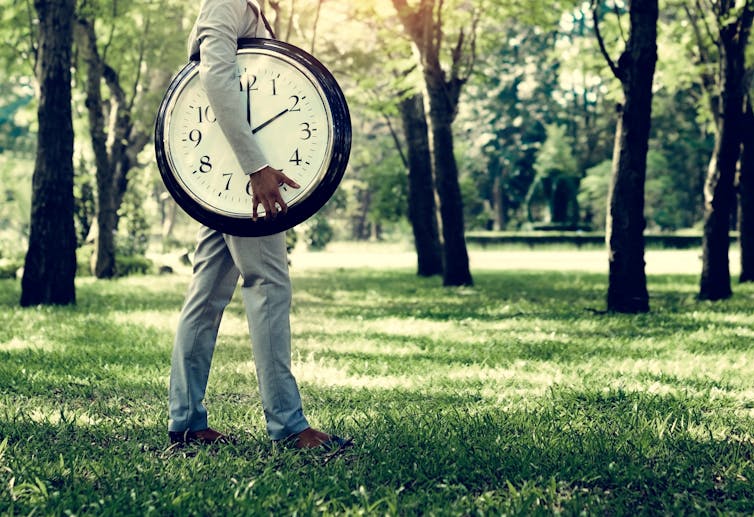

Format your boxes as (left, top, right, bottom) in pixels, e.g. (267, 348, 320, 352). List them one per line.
(193, 155, 213, 174)
(185, 129, 202, 147)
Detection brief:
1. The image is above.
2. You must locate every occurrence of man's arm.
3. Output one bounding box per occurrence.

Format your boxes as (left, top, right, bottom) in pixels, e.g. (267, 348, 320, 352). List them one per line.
(195, 0, 298, 219)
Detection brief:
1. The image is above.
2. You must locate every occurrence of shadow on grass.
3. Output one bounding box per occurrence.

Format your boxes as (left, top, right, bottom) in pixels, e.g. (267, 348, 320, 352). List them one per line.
(1, 388, 752, 515)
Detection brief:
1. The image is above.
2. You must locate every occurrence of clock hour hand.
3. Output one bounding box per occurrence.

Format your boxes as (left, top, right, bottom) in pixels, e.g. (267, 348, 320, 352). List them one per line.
(246, 86, 251, 126)
(251, 108, 289, 135)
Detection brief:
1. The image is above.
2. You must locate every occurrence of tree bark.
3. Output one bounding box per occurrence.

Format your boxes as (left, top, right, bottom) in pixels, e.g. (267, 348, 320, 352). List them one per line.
(425, 71, 472, 286)
(594, 0, 658, 313)
(20, 0, 77, 306)
(391, 0, 474, 286)
(738, 97, 754, 282)
(698, 5, 753, 300)
(399, 92, 443, 277)
(76, 17, 150, 278)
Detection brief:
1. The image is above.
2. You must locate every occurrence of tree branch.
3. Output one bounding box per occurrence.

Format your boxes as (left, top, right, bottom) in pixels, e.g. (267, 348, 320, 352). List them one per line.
(591, 0, 622, 80)
(612, 0, 627, 45)
(383, 112, 408, 168)
(310, 0, 323, 54)
(25, 0, 38, 73)
(127, 16, 149, 112)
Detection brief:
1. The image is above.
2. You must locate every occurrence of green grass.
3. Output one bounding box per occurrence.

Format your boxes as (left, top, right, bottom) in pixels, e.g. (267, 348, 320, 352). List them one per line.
(1, 267, 753, 515)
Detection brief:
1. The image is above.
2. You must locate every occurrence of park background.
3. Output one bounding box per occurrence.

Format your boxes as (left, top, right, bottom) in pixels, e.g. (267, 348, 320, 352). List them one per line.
(2, 0, 754, 514)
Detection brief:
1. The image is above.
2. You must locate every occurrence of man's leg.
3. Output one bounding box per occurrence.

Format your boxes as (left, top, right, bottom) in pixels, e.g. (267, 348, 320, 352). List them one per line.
(169, 226, 239, 434)
(224, 232, 309, 440)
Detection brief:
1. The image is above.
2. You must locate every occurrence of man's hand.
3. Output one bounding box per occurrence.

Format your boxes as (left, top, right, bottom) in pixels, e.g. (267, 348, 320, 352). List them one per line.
(248, 166, 300, 221)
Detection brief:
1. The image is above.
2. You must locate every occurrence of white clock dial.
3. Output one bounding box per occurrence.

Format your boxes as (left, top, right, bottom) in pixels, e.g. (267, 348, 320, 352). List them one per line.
(163, 50, 333, 218)
(156, 39, 350, 237)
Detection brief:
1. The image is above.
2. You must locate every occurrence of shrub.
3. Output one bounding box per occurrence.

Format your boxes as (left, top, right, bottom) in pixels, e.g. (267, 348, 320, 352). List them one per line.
(0, 260, 21, 279)
(304, 215, 334, 251)
(114, 254, 153, 277)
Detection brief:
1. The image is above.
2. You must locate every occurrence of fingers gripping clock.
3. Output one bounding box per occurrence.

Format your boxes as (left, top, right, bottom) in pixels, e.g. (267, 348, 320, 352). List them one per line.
(155, 38, 351, 237)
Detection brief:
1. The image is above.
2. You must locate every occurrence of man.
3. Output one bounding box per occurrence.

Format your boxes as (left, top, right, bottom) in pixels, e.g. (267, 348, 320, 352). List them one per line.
(168, 0, 350, 451)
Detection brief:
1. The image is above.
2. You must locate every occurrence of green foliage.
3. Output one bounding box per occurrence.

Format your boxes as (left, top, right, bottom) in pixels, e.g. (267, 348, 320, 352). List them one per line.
(73, 157, 95, 246)
(578, 159, 611, 229)
(0, 83, 35, 156)
(75, 244, 95, 277)
(533, 124, 580, 180)
(526, 124, 581, 224)
(0, 266, 754, 513)
(0, 260, 20, 279)
(580, 150, 702, 232)
(0, 157, 31, 259)
(303, 213, 334, 250)
(114, 254, 154, 276)
(461, 173, 492, 230)
(117, 172, 151, 258)
(285, 229, 298, 254)
(364, 152, 408, 225)
(344, 128, 409, 238)
(460, 22, 559, 226)
(0, 0, 732, 256)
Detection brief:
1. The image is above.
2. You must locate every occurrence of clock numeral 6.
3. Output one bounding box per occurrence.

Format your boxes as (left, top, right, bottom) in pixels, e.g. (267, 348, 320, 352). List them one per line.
(193, 155, 213, 174)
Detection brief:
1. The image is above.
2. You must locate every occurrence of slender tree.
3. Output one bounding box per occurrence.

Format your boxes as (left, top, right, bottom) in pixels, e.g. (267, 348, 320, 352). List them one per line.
(399, 92, 444, 276)
(693, 0, 754, 300)
(20, 0, 77, 306)
(592, 0, 658, 313)
(391, 0, 475, 286)
(739, 96, 754, 282)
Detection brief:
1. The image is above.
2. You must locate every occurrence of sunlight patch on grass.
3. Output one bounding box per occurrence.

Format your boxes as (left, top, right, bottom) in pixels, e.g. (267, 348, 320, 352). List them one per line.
(296, 365, 416, 390)
(0, 336, 54, 352)
(685, 310, 754, 326)
(26, 406, 105, 428)
(111, 310, 178, 332)
(447, 359, 567, 384)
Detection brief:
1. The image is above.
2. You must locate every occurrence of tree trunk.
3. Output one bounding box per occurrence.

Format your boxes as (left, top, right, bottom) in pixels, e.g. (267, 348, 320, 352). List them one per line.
(740, 97, 754, 282)
(699, 8, 753, 300)
(602, 0, 658, 313)
(20, 0, 77, 306)
(391, 0, 475, 287)
(493, 176, 506, 230)
(425, 79, 472, 286)
(399, 93, 443, 277)
(76, 17, 150, 278)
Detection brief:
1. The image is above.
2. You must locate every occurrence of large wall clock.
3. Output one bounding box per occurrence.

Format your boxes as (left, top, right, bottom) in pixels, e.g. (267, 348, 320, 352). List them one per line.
(155, 38, 351, 236)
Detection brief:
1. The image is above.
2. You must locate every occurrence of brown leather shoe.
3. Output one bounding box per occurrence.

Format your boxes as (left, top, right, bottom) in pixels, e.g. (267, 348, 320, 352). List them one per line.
(278, 427, 353, 452)
(168, 428, 230, 445)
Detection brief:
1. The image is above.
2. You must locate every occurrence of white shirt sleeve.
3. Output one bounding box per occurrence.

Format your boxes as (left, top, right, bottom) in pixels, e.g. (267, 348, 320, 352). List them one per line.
(193, 0, 269, 174)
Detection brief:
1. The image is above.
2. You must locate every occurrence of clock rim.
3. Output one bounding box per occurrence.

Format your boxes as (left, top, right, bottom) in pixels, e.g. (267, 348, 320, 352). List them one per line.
(155, 38, 351, 237)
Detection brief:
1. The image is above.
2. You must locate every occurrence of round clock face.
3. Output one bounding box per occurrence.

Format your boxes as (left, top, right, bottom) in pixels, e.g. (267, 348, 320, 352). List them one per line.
(155, 39, 351, 236)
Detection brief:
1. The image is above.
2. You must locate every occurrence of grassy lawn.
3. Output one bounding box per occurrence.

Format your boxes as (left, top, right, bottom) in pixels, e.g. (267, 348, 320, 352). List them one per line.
(1, 263, 753, 515)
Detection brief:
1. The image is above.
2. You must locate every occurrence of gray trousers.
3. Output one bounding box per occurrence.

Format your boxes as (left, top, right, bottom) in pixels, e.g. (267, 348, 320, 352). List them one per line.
(168, 226, 309, 440)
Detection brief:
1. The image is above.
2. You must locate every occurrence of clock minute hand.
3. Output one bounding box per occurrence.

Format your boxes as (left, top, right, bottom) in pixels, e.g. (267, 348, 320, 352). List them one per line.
(251, 108, 289, 135)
